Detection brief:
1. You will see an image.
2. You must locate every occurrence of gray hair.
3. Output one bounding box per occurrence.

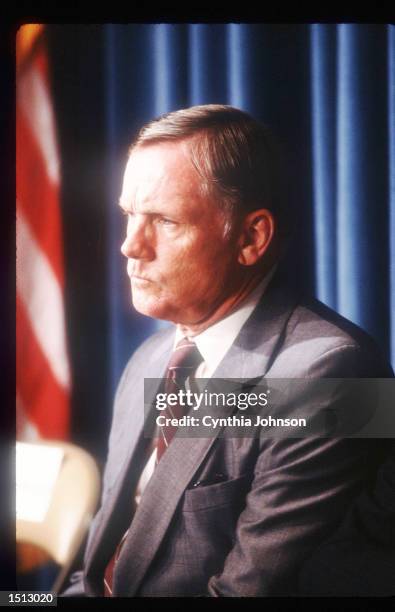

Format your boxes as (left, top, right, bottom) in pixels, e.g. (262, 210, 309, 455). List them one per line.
(129, 104, 289, 240)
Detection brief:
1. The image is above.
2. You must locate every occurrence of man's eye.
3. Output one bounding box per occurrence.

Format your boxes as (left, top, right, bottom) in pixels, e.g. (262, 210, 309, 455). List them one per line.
(157, 217, 176, 226)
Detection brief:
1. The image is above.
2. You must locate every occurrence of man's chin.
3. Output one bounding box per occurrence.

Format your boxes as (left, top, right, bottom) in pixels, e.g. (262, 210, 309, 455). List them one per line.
(131, 294, 173, 322)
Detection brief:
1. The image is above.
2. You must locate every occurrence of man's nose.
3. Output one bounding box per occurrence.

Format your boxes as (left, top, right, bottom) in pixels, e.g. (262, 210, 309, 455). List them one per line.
(120, 216, 154, 260)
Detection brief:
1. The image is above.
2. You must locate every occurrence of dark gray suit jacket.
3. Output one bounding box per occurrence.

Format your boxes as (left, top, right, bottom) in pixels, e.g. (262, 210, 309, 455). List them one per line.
(63, 278, 393, 597)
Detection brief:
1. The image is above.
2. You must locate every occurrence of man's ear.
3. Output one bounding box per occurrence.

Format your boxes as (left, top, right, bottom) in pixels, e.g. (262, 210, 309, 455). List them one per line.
(237, 209, 275, 266)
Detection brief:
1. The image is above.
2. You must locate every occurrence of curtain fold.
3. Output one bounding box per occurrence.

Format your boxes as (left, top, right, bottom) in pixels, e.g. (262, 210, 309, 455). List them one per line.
(311, 24, 337, 308)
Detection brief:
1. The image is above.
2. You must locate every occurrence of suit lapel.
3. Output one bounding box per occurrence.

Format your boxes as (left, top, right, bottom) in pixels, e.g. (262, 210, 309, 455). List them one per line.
(111, 280, 299, 596)
(213, 280, 299, 379)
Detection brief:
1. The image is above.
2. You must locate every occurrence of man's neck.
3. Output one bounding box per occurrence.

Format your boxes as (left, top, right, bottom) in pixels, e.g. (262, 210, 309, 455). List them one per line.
(179, 272, 269, 337)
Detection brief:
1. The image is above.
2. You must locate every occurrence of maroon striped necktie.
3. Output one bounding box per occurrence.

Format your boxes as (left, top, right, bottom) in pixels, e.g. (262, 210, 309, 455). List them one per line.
(103, 337, 203, 596)
(156, 337, 203, 461)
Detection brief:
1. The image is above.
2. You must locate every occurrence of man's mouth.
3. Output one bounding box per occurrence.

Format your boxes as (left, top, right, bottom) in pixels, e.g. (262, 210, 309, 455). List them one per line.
(131, 275, 152, 284)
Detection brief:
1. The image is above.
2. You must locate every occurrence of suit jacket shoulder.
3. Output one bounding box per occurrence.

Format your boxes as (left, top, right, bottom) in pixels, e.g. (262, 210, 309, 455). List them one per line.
(267, 292, 393, 378)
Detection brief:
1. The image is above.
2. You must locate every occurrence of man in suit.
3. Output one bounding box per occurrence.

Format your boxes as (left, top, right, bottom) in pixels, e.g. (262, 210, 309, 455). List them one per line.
(62, 104, 393, 597)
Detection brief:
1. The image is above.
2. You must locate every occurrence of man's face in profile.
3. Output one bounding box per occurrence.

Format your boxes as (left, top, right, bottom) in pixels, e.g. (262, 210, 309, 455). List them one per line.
(119, 140, 244, 326)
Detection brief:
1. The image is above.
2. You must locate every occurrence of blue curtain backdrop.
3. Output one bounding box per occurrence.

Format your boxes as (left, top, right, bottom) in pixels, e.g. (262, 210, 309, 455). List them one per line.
(99, 23, 394, 399)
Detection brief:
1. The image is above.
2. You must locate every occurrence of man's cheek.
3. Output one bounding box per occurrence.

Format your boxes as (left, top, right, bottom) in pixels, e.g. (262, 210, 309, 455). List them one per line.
(171, 260, 195, 283)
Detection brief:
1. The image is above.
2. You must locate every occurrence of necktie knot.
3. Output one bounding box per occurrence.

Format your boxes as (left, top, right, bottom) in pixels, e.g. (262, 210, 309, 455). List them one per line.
(166, 338, 203, 388)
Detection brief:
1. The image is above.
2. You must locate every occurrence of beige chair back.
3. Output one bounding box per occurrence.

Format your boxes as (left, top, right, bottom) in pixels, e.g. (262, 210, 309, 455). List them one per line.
(17, 440, 100, 592)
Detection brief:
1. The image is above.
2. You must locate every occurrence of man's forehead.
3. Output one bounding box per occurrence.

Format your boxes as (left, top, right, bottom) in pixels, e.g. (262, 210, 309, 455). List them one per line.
(120, 141, 203, 204)
(127, 140, 194, 172)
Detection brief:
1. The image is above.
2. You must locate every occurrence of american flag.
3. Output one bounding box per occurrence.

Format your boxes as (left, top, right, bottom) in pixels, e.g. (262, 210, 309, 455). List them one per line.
(16, 24, 71, 440)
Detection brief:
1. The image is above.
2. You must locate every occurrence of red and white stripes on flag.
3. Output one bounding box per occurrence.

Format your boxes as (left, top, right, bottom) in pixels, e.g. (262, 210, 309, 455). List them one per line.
(17, 25, 71, 440)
